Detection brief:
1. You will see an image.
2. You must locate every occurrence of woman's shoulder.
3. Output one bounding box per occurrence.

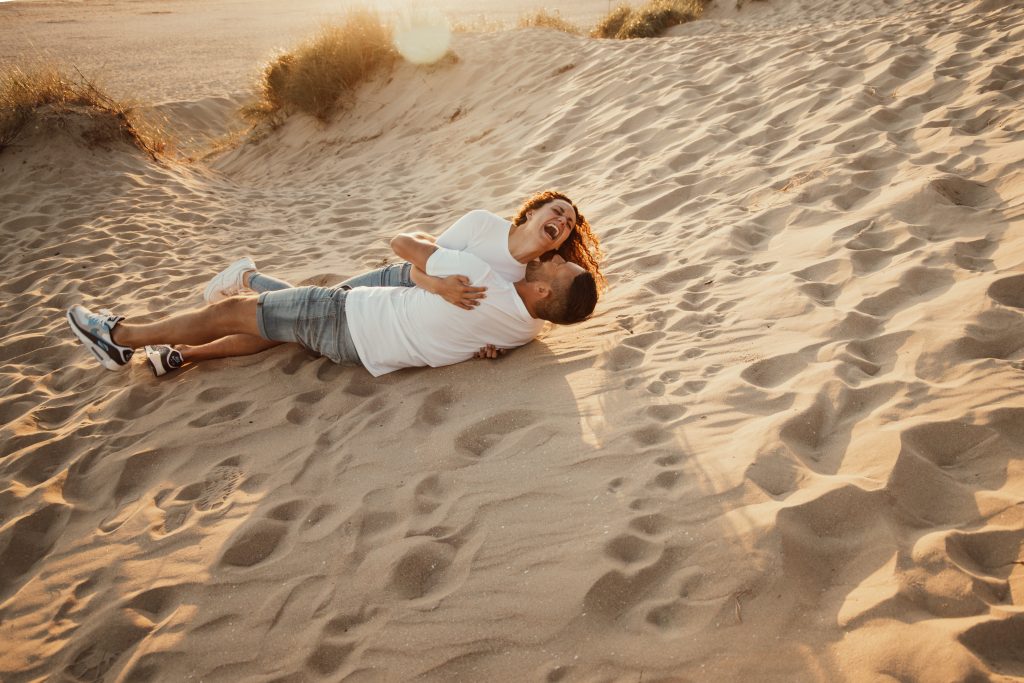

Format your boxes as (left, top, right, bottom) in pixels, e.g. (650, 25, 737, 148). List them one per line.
(462, 208, 509, 224)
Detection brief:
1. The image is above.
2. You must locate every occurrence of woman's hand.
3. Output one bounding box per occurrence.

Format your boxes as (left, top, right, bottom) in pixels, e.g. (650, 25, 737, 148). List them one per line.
(474, 344, 506, 360)
(436, 275, 486, 310)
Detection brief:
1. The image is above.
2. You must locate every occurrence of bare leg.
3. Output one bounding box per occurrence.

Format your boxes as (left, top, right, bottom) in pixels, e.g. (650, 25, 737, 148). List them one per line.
(112, 296, 262, 350)
(178, 334, 281, 362)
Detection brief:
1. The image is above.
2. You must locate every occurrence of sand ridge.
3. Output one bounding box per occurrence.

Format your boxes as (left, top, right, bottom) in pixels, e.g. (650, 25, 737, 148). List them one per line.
(2, 0, 1024, 680)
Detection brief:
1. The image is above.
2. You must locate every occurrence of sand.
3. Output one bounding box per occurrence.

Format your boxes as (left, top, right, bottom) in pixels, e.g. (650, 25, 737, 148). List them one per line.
(1, 0, 1023, 680)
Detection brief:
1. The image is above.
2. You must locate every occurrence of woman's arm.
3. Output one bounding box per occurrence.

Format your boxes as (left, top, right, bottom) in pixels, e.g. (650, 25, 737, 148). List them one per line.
(390, 233, 438, 269)
(390, 233, 487, 309)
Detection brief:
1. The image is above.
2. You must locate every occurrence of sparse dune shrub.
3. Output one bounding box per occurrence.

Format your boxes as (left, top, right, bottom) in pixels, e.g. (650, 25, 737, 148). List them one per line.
(592, 5, 634, 38)
(0, 64, 168, 157)
(518, 9, 582, 34)
(451, 17, 510, 33)
(248, 7, 396, 123)
(594, 0, 706, 38)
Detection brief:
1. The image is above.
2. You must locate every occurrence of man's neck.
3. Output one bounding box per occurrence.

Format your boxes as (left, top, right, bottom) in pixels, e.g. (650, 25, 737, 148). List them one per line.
(514, 280, 540, 318)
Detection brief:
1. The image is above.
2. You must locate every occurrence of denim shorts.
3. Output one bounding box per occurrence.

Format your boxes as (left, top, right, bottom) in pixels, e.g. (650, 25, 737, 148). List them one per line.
(339, 262, 413, 289)
(256, 286, 360, 365)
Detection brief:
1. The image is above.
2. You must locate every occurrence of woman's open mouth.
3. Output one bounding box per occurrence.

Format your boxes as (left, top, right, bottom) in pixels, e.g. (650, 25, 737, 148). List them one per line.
(544, 223, 559, 240)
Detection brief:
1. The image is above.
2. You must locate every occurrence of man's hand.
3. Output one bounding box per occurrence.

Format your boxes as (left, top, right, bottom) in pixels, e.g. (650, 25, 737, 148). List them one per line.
(436, 275, 486, 310)
(409, 268, 486, 310)
(474, 344, 506, 360)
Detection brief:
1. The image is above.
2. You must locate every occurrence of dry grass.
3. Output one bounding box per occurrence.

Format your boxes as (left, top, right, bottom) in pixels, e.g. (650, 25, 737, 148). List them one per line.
(451, 16, 511, 33)
(246, 7, 396, 124)
(517, 9, 582, 34)
(0, 64, 168, 157)
(593, 0, 707, 38)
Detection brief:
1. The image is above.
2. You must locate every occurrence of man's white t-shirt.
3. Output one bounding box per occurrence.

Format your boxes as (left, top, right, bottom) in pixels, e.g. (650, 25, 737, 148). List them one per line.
(346, 248, 540, 376)
(435, 210, 526, 282)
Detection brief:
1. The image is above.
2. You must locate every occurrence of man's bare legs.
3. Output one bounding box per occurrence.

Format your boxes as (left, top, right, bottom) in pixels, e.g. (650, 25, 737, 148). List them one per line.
(177, 334, 281, 362)
(170, 262, 411, 368)
(112, 296, 264, 352)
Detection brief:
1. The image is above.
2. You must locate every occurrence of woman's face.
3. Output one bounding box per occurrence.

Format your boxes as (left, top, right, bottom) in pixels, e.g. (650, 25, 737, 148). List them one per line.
(520, 199, 577, 258)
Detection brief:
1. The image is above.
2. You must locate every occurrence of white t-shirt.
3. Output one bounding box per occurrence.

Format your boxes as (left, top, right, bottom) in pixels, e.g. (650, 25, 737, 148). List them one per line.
(346, 248, 541, 376)
(435, 209, 526, 282)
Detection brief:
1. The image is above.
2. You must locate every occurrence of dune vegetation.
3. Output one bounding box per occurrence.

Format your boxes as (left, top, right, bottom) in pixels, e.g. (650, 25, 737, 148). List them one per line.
(244, 7, 396, 124)
(0, 64, 168, 157)
(518, 9, 582, 34)
(592, 0, 708, 38)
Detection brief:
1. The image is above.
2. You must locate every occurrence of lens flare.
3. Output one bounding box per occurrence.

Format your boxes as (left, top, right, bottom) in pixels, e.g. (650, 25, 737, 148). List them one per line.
(392, 7, 451, 65)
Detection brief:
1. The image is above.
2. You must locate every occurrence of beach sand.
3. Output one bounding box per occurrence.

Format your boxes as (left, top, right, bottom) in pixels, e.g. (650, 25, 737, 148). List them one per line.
(1, 0, 1023, 680)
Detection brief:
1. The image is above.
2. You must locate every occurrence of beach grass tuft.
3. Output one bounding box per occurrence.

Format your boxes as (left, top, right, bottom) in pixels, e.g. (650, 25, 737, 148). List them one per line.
(0, 64, 168, 157)
(518, 9, 582, 34)
(246, 7, 396, 124)
(593, 0, 707, 38)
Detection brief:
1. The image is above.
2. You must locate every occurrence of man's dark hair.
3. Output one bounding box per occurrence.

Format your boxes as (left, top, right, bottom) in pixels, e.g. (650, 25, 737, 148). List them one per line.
(537, 271, 599, 325)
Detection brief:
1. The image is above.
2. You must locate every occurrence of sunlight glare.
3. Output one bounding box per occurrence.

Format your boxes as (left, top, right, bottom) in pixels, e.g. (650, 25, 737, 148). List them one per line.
(392, 6, 451, 65)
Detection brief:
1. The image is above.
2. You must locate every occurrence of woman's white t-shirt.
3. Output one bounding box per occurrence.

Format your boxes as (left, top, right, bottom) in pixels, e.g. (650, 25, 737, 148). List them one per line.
(434, 209, 526, 282)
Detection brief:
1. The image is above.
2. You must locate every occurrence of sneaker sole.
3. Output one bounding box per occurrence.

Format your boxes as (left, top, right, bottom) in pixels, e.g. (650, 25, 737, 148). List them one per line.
(67, 308, 131, 371)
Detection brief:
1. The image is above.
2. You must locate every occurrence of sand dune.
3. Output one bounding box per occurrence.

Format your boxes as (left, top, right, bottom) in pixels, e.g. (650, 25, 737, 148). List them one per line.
(2, 0, 1023, 680)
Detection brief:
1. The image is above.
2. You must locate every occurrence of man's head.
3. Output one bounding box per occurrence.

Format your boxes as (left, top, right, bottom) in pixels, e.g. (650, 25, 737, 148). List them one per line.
(524, 255, 599, 325)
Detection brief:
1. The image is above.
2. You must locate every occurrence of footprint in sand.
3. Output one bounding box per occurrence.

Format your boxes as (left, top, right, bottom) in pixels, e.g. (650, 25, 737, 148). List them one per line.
(947, 527, 1024, 673)
(413, 473, 450, 515)
(854, 267, 953, 318)
(454, 409, 542, 457)
(778, 383, 898, 473)
(219, 520, 289, 568)
(953, 236, 997, 272)
(388, 537, 458, 600)
(194, 462, 244, 511)
(776, 484, 892, 594)
(745, 450, 806, 498)
(0, 503, 71, 600)
(582, 545, 689, 622)
(603, 534, 660, 568)
(959, 615, 1024, 678)
(415, 385, 457, 426)
(929, 175, 993, 207)
(187, 400, 253, 428)
(305, 607, 380, 676)
(630, 423, 672, 447)
(987, 273, 1024, 310)
(285, 389, 322, 426)
(936, 308, 1024, 371)
(155, 459, 244, 534)
(740, 352, 807, 388)
(645, 263, 712, 295)
(219, 501, 307, 569)
(64, 619, 152, 682)
(836, 331, 912, 380)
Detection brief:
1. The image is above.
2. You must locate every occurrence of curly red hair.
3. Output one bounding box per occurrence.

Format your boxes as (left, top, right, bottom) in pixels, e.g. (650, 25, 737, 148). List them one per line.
(511, 190, 605, 291)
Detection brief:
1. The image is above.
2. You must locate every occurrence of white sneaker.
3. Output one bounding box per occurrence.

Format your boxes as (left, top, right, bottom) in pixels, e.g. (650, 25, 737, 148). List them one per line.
(203, 257, 256, 303)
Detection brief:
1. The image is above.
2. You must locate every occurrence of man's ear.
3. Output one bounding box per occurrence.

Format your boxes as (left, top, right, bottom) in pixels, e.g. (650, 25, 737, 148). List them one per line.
(533, 282, 552, 299)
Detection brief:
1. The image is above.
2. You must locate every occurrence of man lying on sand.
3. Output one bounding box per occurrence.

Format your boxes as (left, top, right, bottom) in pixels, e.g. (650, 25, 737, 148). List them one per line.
(66, 192, 602, 377)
